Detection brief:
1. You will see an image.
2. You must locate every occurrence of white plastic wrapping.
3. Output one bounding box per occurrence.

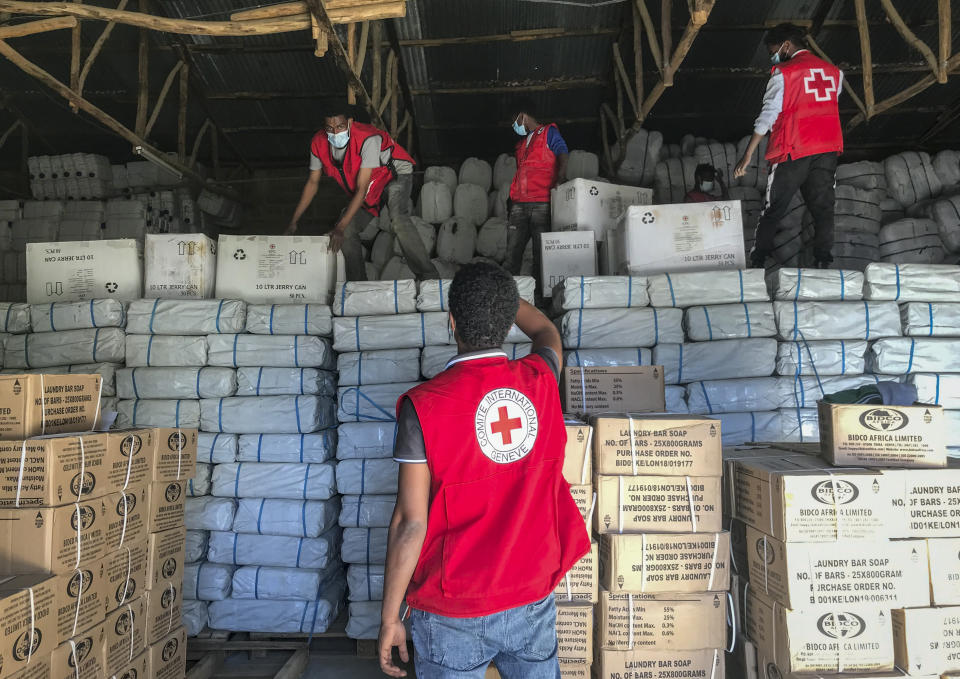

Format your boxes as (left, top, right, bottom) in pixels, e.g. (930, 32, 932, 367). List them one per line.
(336, 423, 398, 460)
(564, 348, 652, 367)
(837, 160, 887, 190)
(416, 276, 535, 312)
(116, 399, 200, 428)
(420, 345, 457, 379)
(900, 302, 960, 336)
(347, 564, 384, 601)
(0, 303, 30, 333)
(653, 157, 698, 204)
(347, 601, 387, 640)
(207, 582, 344, 632)
(185, 497, 237, 531)
(244, 304, 333, 336)
(183, 600, 208, 636)
(30, 299, 125, 332)
(379, 257, 414, 281)
(420, 182, 454, 223)
(933, 150, 960, 188)
(235, 367, 335, 396)
(341, 527, 387, 564)
(884, 151, 942, 207)
(200, 395, 337, 433)
(425, 166, 457, 195)
(459, 158, 493, 192)
(775, 407, 820, 443)
(686, 374, 882, 415)
(476, 218, 508, 262)
(337, 382, 420, 423)
(615, 128, 662, 186)
(187, 463, 212, 497)
(550, 276, 649, 311)
(336, 459, 398, 495)
(184, 562, 234, 601)
(683, 303, 776, 341)
(909, 373, 960, 408)
(863, 263, 960, 302)
(560, 308, 683, 349)
(125, 335, 207, 367)
(207, 334, 335, 369)
(333, 280, 418, 317)
(116, 367, 237, 399)
(493, 154, 517, 187)
(869, 338, 960, 374)
(340, 495, 396, 527)
(694, 141, 737, 187)
(775, 340, 868, 376)
(231, 564, 342, 600)
(337, 349, 421, 386)
(773, 301, 902, 340)
(197, 433, 237, 463)
(437, 218, 478, 261)
(237, 432, 337, 463)
(232, 498, 339, 537)
(333, 313, 453, 351)
(126, 299, 246, 335)
(665, 385, 688, 414)
(12, 362, 120, 397)
(208, 529, 340, 569)
(186, 531, 209, 563)
(647, 270, 768, 307)
(715, 411, 780, 446)
(653, 338, 777, 384)
(769, 268, 864, 301)
(5, 327, 125, 368)
(212, 461, 337, 500)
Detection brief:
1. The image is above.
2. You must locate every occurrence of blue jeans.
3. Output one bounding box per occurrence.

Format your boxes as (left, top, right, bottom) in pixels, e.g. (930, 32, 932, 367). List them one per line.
(410, 595, 561, 679)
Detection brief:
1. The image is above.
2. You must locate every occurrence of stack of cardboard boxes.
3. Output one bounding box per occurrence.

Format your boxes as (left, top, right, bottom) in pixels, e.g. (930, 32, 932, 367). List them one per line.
(0, 372, 194, 679)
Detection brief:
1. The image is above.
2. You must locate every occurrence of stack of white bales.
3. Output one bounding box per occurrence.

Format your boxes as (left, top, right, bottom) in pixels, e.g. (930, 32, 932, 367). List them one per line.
(800, 184, 885, 270)
(7, 201, 62, 302)
(0, 202, 23, 302)
(27, 152, 114, 200)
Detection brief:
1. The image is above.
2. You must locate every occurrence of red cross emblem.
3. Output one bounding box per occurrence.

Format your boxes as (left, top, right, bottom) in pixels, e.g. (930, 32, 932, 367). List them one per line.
(804, 68, 837, 102)
(489, 406, 523, 445)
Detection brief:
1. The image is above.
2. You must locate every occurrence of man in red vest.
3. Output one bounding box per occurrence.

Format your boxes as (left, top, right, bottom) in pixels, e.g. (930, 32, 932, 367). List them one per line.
(734, 23, 843, 269)
(378, 262, 590, 678)
(504, 99, 569, 302)
(286, 102, 438, 280)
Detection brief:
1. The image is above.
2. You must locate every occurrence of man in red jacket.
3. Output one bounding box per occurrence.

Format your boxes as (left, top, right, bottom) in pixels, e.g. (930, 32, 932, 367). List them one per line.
(735, 23, 843, 269)
(379, 262, 590, 679)
(287, 102, 438, 281)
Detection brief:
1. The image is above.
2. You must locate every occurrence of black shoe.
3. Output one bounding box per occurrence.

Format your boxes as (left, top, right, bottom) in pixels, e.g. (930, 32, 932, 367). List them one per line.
(815, 260, 832, 269)
(749, 256, 767, 269)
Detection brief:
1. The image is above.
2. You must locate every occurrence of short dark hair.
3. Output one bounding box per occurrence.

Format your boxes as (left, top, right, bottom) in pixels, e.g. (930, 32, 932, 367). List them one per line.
(513, 97, 538, 120)
(449, 262, 519, 350)
(695, 164, 716, 180)
(321, 98, 354, 121)
(765, 23, 807, 48)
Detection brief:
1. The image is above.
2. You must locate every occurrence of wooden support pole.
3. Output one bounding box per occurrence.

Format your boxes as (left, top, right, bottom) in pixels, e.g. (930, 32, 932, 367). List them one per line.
(78, 0, 127, 95)
(633, 1, 643, 117)
(389, 51, 398, 137)
(939, 0, 951, 83)
(274, 649, 309, 679)
(661, 0, 672, 86)
(188, 118, 212, 167)
(634, 0, 663, 75)
(178, 61, 188, 162)
(355, 21, 370, 75)
(879, 0, 941, 81)
(231, 1, 404, 23)
(143, 60, 182, 138)
(377, 49, 396, 116)
(69, 0, 80, 99)
(185, 652, 224, 679)
(854, 0, 874, 118)
(612, 42, 638, 119)
(372, 21, 382, 106)
(135, 3, 148, 137)
(346, 22, 357, 105)
(0, 16, 76, 39)
(806, 34, 868, 118)
(310, 15, 327, 57)
(398, 26, 618, 48)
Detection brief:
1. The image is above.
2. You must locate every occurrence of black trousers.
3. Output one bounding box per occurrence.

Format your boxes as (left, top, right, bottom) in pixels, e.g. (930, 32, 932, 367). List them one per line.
(752, 151, 838, 265)
(504, 201, 551, 299)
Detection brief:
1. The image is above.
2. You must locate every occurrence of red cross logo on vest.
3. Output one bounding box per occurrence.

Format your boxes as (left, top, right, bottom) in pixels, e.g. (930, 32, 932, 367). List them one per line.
(475, 388, 539, 464)
(804, 68, 837, 102)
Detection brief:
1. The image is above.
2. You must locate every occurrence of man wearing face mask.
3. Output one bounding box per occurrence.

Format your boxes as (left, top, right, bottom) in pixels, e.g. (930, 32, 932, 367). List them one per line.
(503, 99, 569, 302)
(287, 102, 439, 281)
(734, 23, 843, 270)
(685, 164, 729, 203)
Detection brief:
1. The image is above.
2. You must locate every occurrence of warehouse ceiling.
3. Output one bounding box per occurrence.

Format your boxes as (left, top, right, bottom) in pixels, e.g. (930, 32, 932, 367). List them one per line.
(0, 0, 958, 177)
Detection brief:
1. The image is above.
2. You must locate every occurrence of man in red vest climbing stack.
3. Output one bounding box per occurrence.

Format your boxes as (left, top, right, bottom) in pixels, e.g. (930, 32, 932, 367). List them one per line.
(378, 262, 590, 679)
(287, 102, 439, 281)
(735, 23, 843, 270)
(503, 99, 569, 302)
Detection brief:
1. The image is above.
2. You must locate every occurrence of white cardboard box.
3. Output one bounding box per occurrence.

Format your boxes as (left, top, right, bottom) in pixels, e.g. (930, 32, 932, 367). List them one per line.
(145, 233, 217, 299)
(551, 179, 653, 239)
(26, 238, 142, 303)
(541, 231, 596, 299)
(215, 235, 343, 305)
(612, 201, 745, 276)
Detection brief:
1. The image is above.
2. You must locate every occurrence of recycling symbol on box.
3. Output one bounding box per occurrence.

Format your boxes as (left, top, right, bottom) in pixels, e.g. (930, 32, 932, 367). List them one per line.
(104, 282, 118, 293)
(233, 249, 246, 260)
(641, 212, 655, 224)
(588, 186, 599, 196)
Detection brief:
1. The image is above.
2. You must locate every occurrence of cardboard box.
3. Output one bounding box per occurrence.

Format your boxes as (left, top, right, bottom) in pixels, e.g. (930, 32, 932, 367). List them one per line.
(0, 433, 111, 507)
(563, 421, 592, 486)
(599, 532, 730, 594)
(745, 526, 929, 610)
(4, 654, 49, 679)
(592, 415, 722, 477)
(143, 581, 182, 644)
(149, 428, 196, 483)
(730, 636, 758, 679)
(144, 234, 217, 299)
(540, 232, 596, 299)
(729, 516, 748, 578)
(894, 607, 960, 676)
(555, 541, 598, 605)
(612, 202, 745, 276)
(928, 539, 960, 606)
(0, 500, 108, 574)
(721, 446, 807, 517)
(49, 622, 106, 679)
(104, 429, 154, 492)
(26, 240, 142, 304)
(102, 597, 146, 676)
(103, 487, 148, 553)
(568, 484, 593, 526)
(747, 589, 893, 674)
(732, 454, 892, 542)
(144, 480, 184, 534)
(105, 652, 146, 679)
(0, 574, 57, 679)
(146, 528, 185, 592)
(597, 648, 725, 679)
(550, 178, 653, 238)
(819, 402, 947, 468)
(884, 464, 960, 538)
(0, 374, 103, 441)
(145, 627, 185, 679)
(758, 657, 930, 679)
(563, 367, 666, 416)
(102, 542, 149, 615)
(594, 474, 722, 534)
(556, 604, 592, 663)
(597, 591, 727, 650)
(557, 657, 589, 679)
(53, 565, 106, 645)
(215, 235, 341, 305)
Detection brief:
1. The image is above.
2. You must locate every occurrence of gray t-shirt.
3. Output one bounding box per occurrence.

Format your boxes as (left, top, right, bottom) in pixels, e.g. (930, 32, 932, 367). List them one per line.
(393, 347, 561, 464)
(310, 135, 413, 175)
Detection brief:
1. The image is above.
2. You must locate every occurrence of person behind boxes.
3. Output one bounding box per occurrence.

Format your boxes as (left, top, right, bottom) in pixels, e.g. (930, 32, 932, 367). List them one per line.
(379, 262, 590, 678)
(503, 99, 569, 303)
(685, 163, 729, 203)
(286, 100, 439, 281)
(734, 23, 843, 270)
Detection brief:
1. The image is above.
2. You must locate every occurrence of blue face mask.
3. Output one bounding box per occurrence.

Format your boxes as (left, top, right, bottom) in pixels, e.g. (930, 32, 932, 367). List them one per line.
(701, 180, 715, 192)
(770, 43, 786, 65)
(328, 130, 350, 149)
(512, 120, 527, 137)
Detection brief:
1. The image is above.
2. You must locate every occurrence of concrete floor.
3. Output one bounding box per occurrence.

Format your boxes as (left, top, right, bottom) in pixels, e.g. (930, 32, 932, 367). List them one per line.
(304, 655, 397, 678)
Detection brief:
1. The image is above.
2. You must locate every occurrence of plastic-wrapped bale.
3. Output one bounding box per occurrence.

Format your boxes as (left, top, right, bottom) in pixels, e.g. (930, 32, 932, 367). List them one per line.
(333, 280, 417, 317)
(614, 128, 663, 186)
(186, 530, 211, 566)
(551, 276, 649, 311)
(365, 262, 381, 281)
(126, 299, 246, 335)
(184, 562, 234, 601)
(116, 398, 200, 429)
(30, 299, 125, 332)
(235, 367, 335, 397)
(836, 161, 887, 190)
(869, 338, 960, 374)
(729, 186, 762, 238)
(884, 151, 942, 207)
(416, 276, 535, 312)
(183, 600, 208, 636)
(392, 218, 437, 260)
(880, 195, 906, 225)
(683, 303, 776, 341)
(201, 395, 336, 434)
(775, 340, 867, 376)
(694, 142, 738, 187)
(0, 303, 30, 333)
(378, 257, 413, 281)
(207, 582, 345, 633)
(4, 327, 125, 368)
(337, 382, 421, 423)
(767, 224, 805, 267)
(244, 304, 332, 336)
(768, 268, 864, 301)
(183, 495, 237, 537)
(198, 433, 237, 464)
(863, 263, 960, 301)
(340, 495, 396, 527)
(231, 564, 342, 600)
(342, 527, 387, 564)
(116, 367, 237, 399)
(420, 181, 453, 223)
(490, 183, 510, 220)
(424, 166, 457, 195)
(832, 185, 883, 233)
(926, 195, 960, 254)
(125, 335, 207, 367)
(909, 374, 960, 408)
(773, 301, 901, 340)
(347, 601, 390, 640)
(436, 218, 478, 264)
(653, 157, 698, 204)
(187, 463, 212, 496)
(686, 377, 792, 415)
(459, 157, 493, 192)
(880, 218, 945, 264)
(337, 349, 421, 386)
(420, 345, 457, 379)
(775, 408, 820, 442)
(665, 386, 688, 414)
(933, 150, 960, 188)
(336, 422, 397, 460)
(503, 343, 531, 360)
(493, 154, 517, 187)
(653, 338, 777, 384)
(714, 411, 779, 446)
(347, 564, 384, 601)
(901, 302, 960, 336)
(237, 432, 336, 463)
(212, 461, 337, 500)
(735, 135, 769, 190)
(206, 335, 335, 369)
(564, 348, 652, 367)
(333, 313, 452, 351)
(11, 363, 121, 396)
(824, 230, 880, 271)
(566, 150, 600, 180)
(336, 459, 398, 495)
(232, 498, 339, 537)
(476, 218, 508, 262)
(371, 232, 395, 271)
(559, 308, 683, 349)
(648, 270, 768, 308)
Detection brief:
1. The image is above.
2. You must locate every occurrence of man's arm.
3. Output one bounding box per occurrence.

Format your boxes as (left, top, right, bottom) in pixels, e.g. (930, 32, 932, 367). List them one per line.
(515, 298, 562, 361)
(548, 127, 570, 183)
(735, 72, 783, 178)
(379, 461, 430, 678)
(286, 169, 322, 234)
(328, 166, 372, 253)
(556, 153, 569, 183)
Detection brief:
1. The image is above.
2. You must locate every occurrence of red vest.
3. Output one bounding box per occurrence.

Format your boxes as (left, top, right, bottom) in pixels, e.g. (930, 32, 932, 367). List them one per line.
(766, 51, 843, 164)
(400, 351, 590, 618)
(310, 122, 416, 216)
(510, 124, 559, 203)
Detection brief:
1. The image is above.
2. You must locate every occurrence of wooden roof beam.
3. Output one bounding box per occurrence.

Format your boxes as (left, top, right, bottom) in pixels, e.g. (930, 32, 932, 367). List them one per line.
(0, 16, 75, 38)
(879, 0, 942, 82)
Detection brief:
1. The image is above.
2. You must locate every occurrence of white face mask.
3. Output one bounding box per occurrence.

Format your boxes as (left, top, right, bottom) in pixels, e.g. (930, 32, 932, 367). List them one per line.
(701, 180, 715, 192)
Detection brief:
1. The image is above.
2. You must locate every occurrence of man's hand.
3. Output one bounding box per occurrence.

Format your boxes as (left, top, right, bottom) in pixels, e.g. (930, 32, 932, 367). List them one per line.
(284, 222, 298, 235)
(379, 619, 409, 678)
(734, 155, 751, 179)
(328, 222, 346, 254)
